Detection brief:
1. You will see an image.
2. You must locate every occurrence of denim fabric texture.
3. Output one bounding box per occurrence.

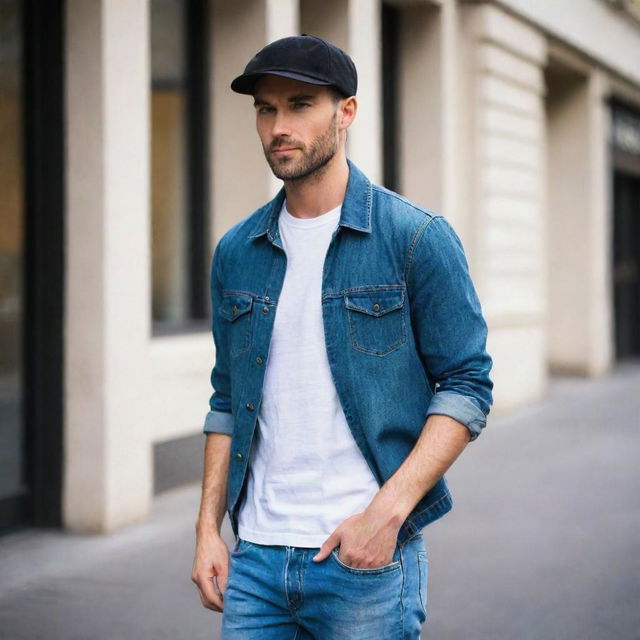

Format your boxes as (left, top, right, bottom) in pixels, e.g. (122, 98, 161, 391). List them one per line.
(203, 159, 494, 543)
(221, 533, 429, 639)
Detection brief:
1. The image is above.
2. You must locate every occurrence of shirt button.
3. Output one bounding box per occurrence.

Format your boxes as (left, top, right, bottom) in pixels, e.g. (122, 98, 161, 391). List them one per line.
(373, 303, 380, 312)
(256, 357, 263, 365)
(265, 296, 270, 301)
(232, 305, 238, 315)
(246, 402, 255, 411)
(236, 452, 243, 461)
(262, 306, 269, 314)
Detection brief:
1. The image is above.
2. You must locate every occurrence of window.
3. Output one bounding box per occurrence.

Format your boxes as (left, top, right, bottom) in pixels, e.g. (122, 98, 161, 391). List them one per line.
(0, 0, 26, 528)
(150, 0, 210, 334)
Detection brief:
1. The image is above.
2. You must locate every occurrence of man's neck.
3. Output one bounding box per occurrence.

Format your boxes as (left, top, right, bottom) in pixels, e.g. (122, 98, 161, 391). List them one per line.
(282, 154, 349, 219)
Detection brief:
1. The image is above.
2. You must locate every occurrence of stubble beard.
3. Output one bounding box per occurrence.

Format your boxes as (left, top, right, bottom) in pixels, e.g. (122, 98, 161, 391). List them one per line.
(264, 111, 339, 184)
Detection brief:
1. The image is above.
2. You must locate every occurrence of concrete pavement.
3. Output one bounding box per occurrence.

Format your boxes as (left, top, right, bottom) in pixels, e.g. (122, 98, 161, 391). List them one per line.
(1, 360, 639, 639)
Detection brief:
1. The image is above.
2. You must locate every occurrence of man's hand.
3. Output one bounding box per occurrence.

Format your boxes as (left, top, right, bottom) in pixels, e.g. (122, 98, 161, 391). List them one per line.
(313, 415, 472, 570)
(191, 531, 230, 612)
(312, 503, 401, 569)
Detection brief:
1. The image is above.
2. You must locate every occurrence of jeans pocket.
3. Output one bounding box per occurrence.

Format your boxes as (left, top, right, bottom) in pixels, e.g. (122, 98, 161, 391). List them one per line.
(417, 549, 428, 619)
(230, 538, 255, 558)
(330, 547, 401, 575)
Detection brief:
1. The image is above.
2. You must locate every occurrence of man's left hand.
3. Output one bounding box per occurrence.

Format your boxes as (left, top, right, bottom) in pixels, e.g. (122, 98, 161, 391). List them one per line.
(312, 506, 400, 568)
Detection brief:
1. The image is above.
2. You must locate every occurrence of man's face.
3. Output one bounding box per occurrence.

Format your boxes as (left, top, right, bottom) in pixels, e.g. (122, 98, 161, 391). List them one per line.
(253, 75, 341, 182)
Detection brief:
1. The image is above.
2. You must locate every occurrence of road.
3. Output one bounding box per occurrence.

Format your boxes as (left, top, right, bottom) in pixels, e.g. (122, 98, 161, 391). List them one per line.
(1, 361, 639, 639)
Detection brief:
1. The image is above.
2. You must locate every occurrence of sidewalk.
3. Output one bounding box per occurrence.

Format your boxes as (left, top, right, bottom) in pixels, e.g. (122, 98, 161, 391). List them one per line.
(1, 361, 639, 639)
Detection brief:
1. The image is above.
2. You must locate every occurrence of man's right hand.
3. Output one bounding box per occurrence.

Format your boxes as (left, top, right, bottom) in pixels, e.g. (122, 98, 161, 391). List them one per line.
(191, 530, 230, 612)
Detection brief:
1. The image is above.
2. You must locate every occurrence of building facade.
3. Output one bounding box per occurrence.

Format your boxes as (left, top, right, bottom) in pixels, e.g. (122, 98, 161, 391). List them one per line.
(1, 0, 639, 534)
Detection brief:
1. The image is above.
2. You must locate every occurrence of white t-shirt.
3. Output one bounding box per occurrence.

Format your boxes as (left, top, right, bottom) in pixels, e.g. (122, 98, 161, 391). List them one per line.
(237, 200, 380, 547)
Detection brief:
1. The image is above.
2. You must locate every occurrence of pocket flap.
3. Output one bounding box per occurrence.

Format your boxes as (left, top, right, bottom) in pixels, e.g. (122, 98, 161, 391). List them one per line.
(220, 294, 253, 321)
(344, 290, 404, 317)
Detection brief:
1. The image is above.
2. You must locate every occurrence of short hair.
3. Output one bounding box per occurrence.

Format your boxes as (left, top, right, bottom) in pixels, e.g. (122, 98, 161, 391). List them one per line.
(328, 85, 349, 104)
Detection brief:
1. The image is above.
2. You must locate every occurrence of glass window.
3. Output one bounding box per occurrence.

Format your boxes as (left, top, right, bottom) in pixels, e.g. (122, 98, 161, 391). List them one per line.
(150, 0, 209, 334)
(0, 0, 26, 515)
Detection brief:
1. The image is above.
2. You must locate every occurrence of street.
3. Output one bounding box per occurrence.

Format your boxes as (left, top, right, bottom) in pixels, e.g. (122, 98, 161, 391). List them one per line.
(1, 361, 639, 639)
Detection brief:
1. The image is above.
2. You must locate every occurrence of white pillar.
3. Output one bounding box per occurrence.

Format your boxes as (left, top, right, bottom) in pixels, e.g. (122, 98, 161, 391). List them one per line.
(347, 0, 382, 184)
(301, 0, 382, 184)
(65, 0, 152, 532)
(266, 0, 300, 196)
(398, 2, 443, 214)
(211, 0, 300, 239)
(546, 64, 613, 376)
(266, 0, 300, 44)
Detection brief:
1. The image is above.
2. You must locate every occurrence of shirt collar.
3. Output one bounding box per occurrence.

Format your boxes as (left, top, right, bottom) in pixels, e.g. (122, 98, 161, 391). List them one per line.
(247, 158, 372, 241)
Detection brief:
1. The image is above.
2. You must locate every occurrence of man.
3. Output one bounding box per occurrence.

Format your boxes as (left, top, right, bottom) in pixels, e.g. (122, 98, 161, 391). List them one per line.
(192, 34, 493, 639)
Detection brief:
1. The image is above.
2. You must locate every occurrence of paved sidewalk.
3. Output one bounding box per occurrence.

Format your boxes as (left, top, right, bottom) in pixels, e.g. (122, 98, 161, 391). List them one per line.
(1, 361, 639, 639)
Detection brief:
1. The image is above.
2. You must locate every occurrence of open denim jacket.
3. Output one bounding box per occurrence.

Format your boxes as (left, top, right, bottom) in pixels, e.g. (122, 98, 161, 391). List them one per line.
(203, 159, 494, 543)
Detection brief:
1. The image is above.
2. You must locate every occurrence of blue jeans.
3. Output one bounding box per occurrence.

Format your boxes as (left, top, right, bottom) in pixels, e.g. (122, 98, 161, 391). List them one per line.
(221, 533, 429, 639)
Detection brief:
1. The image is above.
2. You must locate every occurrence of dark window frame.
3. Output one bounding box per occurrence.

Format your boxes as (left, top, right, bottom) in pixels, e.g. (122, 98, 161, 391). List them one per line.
(381, 3, 400, 193)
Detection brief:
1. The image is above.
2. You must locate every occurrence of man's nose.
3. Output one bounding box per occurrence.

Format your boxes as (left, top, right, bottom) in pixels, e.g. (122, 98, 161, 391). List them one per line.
(271, 111, 291, 138)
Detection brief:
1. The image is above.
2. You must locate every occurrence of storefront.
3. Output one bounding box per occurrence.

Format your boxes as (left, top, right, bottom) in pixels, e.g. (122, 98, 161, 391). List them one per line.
(0, 0, 65, 532)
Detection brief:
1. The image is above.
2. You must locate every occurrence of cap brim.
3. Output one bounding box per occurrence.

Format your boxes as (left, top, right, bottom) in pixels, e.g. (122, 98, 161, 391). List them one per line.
(230, 70, 332, 95)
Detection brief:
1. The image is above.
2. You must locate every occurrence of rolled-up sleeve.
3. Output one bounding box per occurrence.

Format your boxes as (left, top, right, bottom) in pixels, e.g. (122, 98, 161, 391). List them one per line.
(203, 240, 234, 436)
(407, 215, 494, 441)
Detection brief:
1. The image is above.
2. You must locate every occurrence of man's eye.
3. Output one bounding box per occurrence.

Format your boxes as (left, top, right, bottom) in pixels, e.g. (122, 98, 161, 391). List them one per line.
(293, 103, 310, 109)
(257, 106, 274, 114)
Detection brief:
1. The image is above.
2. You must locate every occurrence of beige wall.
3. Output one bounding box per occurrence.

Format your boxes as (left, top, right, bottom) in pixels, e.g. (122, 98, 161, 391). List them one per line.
(459, 3, 548, 413)
(497, 0, 640, 87)
(65, 0, 152, 532)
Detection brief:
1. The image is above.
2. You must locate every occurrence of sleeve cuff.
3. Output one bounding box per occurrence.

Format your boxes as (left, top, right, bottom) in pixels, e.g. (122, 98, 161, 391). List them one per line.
(203, 410, 234, 436)
(425, 391, 487, 441)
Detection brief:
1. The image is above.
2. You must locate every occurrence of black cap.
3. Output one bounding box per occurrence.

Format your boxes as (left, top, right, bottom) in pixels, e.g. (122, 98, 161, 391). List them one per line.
(230, 34, 357, 97)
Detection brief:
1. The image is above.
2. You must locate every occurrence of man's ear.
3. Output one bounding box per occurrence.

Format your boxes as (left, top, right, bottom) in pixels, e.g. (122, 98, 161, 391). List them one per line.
(339, 96, 357, 130)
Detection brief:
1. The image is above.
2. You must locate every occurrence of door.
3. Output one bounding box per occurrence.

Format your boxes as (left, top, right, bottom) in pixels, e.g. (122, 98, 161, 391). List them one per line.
(613, 171, 640, 359)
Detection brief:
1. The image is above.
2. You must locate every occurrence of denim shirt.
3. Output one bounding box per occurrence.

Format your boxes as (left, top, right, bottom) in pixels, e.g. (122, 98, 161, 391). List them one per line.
(203, 159, 494, 543)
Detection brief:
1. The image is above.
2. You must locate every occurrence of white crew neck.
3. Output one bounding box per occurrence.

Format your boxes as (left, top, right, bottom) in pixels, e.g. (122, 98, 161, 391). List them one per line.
(280, 200, 342, 229)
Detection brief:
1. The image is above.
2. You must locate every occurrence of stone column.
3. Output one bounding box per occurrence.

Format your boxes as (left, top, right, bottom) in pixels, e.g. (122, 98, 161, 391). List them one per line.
(301, 0, 382, 184)
(64, 0, 152, 532)
(211, 0, 300, 238)
(546, 60, 613, 376)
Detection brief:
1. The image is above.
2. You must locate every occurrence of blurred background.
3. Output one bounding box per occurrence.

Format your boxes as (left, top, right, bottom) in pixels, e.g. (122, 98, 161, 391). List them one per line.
(0, 0, 638, 638)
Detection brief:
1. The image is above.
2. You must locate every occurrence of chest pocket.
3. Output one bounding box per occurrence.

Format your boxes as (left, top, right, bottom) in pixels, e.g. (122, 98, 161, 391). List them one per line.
(344, 289, 406, 356)
(220, 293, 253, 357)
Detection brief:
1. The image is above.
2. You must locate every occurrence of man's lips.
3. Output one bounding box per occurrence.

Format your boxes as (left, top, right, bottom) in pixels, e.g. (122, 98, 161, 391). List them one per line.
(272, 147, 298, 154)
